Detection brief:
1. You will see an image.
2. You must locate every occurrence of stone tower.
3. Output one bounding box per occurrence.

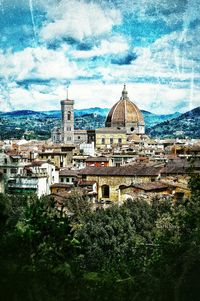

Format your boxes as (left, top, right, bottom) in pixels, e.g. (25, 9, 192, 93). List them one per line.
(61, 95, 74, 144)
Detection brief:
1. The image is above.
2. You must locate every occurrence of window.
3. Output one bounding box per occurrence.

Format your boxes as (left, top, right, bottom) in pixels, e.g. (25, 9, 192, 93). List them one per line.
(78, 136, 81, 140)
(102, 185, 110, 198)
(101, 138, 105, 144)
(11, 168, 17, 174)
(67, 126, 71, 131)
(3, 169, 6, 174)
(4, 158, 7, 164)
(67, 137, 71, 141)
(61, 178, 64, 183)
(67, 112, 71, 120)
(118, 138, 122, 144)
(66, 178, 69, 183)
(110, 138, 113, 144)
(131, 127, 134, 132)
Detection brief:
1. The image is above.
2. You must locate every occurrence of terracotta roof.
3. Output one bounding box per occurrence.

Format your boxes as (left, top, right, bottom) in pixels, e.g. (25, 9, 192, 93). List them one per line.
(160, 180, 189, 190)
(78, 164, 161, 177)
(51, 183, 72, 188)
(105, 85, 144, 128)
(78, 180, 96, 186)
(131, 182, 169, 191)
(85, 156, 110, 162)
(29, 160, 48, 167)
(161, 166, 188, 174)
(161, 160, 200, 174)
(59, 169, 78, 176)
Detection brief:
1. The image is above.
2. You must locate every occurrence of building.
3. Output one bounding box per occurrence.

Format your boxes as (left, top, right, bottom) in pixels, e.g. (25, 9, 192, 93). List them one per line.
(0, 153, 29, 179)
(6, 161, 59, 197)
(59, 168, 78, 185)
(119, 181, 173, 202)
(79, 142, 95, 156)
(105, 84, 145, 135)
(85, 156, 111, 167)
(61, 96, 75, 144)
(52, 85, 145, 148)
(38, 145, 75, 168)
(78, 164, 161, 202)
(0, 171, 4, 193)
(96, 127, 127, 149)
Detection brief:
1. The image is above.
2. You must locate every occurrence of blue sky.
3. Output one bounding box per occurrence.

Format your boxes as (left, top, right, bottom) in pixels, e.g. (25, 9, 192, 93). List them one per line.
(0, 0, 200, 113)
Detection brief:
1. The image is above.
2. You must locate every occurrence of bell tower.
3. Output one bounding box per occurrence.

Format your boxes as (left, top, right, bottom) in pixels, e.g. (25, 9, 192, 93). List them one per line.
(61, 91, 74, 144)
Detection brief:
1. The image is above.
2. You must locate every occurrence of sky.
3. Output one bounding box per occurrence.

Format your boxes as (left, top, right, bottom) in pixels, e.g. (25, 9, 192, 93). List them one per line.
(0, 0, 200, 114)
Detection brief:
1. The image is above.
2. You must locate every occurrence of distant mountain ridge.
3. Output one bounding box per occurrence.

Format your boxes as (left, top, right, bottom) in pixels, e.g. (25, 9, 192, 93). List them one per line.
(0, 110, 46, 117)
(147, 106, 200, 138)
(0, 108, 181, 127)
(0, 107, 198, 140)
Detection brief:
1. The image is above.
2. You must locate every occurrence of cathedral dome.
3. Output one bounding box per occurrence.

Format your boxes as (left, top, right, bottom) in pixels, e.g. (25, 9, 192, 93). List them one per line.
(105, 85, 145, 133)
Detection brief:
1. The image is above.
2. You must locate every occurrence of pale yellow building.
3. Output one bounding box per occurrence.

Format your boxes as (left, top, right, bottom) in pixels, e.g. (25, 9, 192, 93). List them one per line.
(96, 128, 127, 149)
(38, 145, 75, 168)
(79, 164, 161, 202)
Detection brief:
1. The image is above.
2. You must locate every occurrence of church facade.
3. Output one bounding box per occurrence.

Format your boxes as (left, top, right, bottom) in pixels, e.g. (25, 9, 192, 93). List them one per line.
(51, 85, 145, 147)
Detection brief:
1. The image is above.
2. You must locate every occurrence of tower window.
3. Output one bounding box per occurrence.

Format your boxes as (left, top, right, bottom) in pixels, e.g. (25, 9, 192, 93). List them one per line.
(67, 112, 71, 120)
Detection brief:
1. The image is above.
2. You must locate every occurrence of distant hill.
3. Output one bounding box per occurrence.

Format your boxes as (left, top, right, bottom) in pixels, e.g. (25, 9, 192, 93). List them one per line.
(141, 110, 181, 127)
(40, 110, 61, 118)
(1, 106, 197, 140)
(40, 108, 110, 118)
(0, 107, 181, 125)
(0, 108, 181, 128)
(147, 106, 200, 138)
(75, 107, 109, 117)
(0, 110, 46, 117)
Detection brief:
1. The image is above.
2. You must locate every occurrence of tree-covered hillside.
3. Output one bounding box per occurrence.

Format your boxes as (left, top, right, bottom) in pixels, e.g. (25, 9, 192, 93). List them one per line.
(0, 174, 200, 300)
(0, 108, 182, 140)
(147, 106, 200, 138)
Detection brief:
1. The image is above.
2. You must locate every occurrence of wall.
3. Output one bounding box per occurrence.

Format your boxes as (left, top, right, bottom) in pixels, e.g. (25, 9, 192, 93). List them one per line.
(96, 132, 127, 149)
(85, 175, 156, 202)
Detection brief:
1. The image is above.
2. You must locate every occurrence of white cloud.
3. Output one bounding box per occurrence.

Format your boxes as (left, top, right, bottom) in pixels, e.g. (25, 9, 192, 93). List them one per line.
(64, 81, 200, 114)
(72, 36, 129, 58)
(1, 78, 199, 114)
(0, 46, 80, 81)
(40, 0, 121, 42)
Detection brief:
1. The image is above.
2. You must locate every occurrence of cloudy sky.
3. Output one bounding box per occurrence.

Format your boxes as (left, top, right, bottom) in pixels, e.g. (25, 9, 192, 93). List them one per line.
(0, 0, 199, 113)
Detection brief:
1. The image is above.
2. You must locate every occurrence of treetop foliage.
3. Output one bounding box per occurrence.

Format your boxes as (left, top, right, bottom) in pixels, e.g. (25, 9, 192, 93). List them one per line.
(0, 174, 200, 300)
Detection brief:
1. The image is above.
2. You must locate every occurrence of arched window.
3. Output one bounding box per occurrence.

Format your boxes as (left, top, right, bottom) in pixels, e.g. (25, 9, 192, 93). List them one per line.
(102, 185, 110, 198)
(131, 127, 134, 132)
(67, 111, 71, 120)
